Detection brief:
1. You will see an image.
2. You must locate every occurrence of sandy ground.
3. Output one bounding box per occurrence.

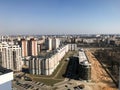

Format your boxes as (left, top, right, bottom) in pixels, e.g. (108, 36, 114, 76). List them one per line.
(85, 49, 117, 90)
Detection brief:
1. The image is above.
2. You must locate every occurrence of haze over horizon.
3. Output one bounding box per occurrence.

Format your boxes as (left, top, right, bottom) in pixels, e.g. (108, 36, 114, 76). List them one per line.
(0, 0, 120, 35)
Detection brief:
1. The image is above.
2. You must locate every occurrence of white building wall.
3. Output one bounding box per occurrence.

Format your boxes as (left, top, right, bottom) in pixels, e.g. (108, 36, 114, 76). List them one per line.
(0, 72, 13, 85)
(79, 50, 87, 62)
(55, 38, 60, 49)
(38, 59, 41, 74)
(41, 59, 45, 75)
(48, 38, 52, 51)
(35, 59, 39, 75)
(0, 43, 11, 69)
(11, 45, 23, 71)
(32, 58, 35, 74)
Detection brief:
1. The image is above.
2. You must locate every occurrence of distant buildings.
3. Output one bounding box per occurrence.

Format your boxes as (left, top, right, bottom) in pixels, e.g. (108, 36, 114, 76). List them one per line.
(1, 34, 120, 78)
(29, 38, 38, 56)
(46, 38, 52, 51)
(0, 67, 13, 90)
(52, 38, 60, 50)
(37, 39, 45, 53)
(68, 44, 77, 51)
(0, 42, 23, 71)
(45, 38, 61, 51)
(21, 39, 28, 57)
(0, 36, 10, 42)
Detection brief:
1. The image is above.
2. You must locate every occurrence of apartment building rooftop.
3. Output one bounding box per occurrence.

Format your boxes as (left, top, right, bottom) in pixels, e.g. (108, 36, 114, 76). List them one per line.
(0, 67, 12, 75)
(79, 49, 91, 66)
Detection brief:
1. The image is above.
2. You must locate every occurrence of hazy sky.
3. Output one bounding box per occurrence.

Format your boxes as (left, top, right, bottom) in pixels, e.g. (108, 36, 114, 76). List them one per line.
(0, 0, 120, 35)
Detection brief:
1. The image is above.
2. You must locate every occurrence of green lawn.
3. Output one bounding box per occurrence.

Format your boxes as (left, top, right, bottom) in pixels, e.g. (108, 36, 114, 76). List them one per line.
(55, 51, 75, 79)
(33, 78, 62, 86)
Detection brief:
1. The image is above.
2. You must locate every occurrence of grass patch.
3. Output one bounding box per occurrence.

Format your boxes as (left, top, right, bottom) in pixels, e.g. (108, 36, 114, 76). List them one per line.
(33, 78, 62, 86)
(55, 60, 68, 79)
(55, 52, 75, 79)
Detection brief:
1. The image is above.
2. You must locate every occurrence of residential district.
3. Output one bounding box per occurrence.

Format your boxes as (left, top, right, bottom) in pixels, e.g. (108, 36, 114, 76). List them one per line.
(0, 34, 120, 90)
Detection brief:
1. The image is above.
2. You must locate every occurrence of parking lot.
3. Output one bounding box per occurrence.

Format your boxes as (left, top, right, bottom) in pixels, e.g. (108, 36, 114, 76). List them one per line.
(13, 80, 52, 90)
(54, 79, 92, 90)
(12, 73, 52, 90)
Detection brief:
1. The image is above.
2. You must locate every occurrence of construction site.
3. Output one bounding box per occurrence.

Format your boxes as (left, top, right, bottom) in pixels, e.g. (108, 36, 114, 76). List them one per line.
(62, 48, 118, 90)
(33, 48, 118, 90)
(85, 48, 118, 90)
(52, 48, 118, 90)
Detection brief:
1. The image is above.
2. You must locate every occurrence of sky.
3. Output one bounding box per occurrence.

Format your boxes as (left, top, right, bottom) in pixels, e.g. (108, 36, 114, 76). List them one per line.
(0, 0, 120, 35)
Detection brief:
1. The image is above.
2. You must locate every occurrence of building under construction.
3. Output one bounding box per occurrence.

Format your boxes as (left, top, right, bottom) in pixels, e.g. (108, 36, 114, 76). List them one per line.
(78, 49, 91, 81)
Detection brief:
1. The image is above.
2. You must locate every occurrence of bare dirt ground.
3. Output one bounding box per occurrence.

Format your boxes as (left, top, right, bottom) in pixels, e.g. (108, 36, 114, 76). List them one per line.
(85, 49, 117, 90)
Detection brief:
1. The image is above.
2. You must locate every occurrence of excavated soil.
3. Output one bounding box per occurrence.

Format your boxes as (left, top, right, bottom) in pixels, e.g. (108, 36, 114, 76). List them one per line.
(85, 49, 117, 90)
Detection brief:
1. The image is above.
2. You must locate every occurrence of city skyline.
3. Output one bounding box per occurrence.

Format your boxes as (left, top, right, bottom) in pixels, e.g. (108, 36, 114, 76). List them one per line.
(0, 33, 119, 89)
(0, 0, 120, 35)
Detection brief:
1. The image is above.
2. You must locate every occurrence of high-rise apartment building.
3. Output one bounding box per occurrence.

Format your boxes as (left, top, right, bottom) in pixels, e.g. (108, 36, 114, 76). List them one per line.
(29, 38, 38, 56)
(11, 45, 23, 71)
(20, 38, 38, 57)
(45, 38, 52, 51)
(45, 38, 60, 51)
(52, 38, 60, 50)
(0, 42, 22, 71)
(21, 39, 28, 57)
(37, 39, 44, 54)
(0, 42, 13, 70)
